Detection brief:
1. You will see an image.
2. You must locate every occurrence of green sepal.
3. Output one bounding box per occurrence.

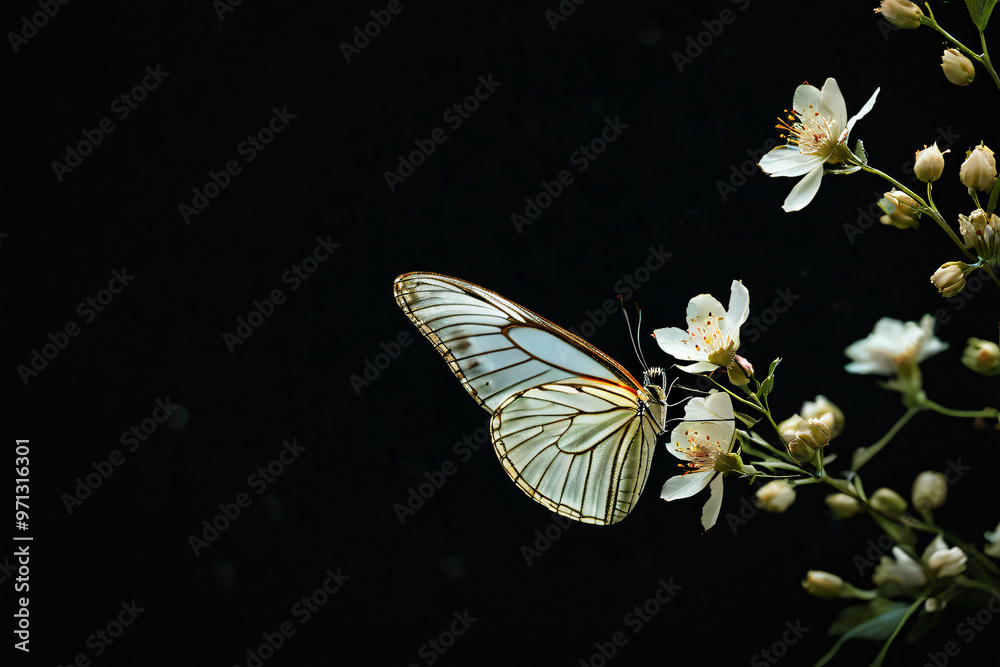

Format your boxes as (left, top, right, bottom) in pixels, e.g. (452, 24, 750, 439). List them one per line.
(733, 410, 758, 428)
(827, 165, 862, 175)
(713, 451, 744, 474)
(755, 358, 780, 400)
(987, 174, 1000, 215)
(756, 375, 774, 400)
(854, 139, 868, 164)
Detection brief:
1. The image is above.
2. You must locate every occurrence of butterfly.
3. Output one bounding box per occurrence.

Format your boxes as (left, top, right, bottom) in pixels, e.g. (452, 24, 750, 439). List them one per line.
(393, 272, 668, 525)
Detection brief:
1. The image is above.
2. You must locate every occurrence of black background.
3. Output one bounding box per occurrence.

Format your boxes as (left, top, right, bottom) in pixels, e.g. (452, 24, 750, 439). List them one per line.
(4, 0, 1000, 665)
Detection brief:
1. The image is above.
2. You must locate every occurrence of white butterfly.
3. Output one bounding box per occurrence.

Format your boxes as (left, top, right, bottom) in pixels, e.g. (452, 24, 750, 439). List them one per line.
(394, 272, 668, 525)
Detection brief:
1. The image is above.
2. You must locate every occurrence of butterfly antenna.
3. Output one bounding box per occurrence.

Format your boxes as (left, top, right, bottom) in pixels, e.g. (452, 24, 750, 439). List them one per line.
(620, 296, 647, 372)
(634, 303, 651, 371)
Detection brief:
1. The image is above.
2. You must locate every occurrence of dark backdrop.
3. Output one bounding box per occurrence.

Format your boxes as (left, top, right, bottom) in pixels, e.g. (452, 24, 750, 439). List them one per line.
(4, 1, 1000, 665)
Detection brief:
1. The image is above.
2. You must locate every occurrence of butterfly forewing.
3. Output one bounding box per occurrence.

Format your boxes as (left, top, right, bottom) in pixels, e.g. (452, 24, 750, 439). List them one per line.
(394, 273, 640, 411)
(394, 272, 668, 524)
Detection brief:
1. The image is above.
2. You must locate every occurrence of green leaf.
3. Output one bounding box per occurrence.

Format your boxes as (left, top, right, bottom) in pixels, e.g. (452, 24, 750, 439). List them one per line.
(983, 0, 998, 29)
(733, 410, 758, 428)
(827, 165, 861, 175)
(967, 0, 998, 28)
(854, 139, 867, 164)
(828, 598, 904, 636)
(766, 358, 781, 378)
(814, 605, 911, 667)
(756, 375, 774, 400)
(987, 174, 1000, 215)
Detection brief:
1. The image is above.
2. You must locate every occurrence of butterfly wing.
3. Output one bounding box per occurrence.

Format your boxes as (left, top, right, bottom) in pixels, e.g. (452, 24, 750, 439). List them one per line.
(394, 272, 642, 412)
(491, 379, 662, 525)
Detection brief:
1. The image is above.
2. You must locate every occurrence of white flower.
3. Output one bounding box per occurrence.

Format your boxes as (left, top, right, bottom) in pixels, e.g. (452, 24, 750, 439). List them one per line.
(873, 546, 927, 589)
(843, 314, 948, 375)
(759, 77, 879, 212)
(661, 392, 748, 531)
(923, 535, 968, 578)
(653, 280, 749, 374)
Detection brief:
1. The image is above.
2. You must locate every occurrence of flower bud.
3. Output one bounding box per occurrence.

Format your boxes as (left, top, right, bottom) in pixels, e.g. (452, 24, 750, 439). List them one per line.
(783, 416, 832, 462)
(825, 492, 862, 518)
(870, 487, 908, 515)
(879, 190, 921, 229)
(925, 597, 947, 612)
(777, 413, 806, 436)
(755, 480, 796, 512)
(802, 570, 845, 599)
(941, 48, 975, 85)
(958, 209, 1000, 261)
(914, 143, 948, 182)
(985, 520, 1000, 558)
(962, 337, 1000, 376)
(960, 143, 997, 192)
(875, 0, 923, 29)
(912, 471, 948, 511)
(801, 396, 845, 440)
(927, 546, 967, 578)
(930, 261, 969, 298)
(726, 355, 753, 386)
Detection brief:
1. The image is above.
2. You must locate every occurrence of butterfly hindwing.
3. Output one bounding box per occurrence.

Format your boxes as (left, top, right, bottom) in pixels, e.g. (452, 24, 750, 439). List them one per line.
(491, 380, 660, 525)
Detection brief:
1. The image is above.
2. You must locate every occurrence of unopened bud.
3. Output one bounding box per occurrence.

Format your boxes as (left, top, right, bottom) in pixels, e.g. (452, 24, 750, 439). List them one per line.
(930, 261, 969, 298)
(962, 337, 1000, 376)
(755, 480, 796, 513)
(879, 190, 921, 229)
(802, 570, 846, 599)
(941, 48, 975, 86)
(727, 355, 753, 386)
(825, 493, 862, 518)
(801, 396, 845, 440)
(912, 471, 948, 511)
(871, 487, 908, 515)
(875, 0, 923, 29)
(960, 143, 997, 192)
(914, 143, 948, 182)
(927, 546, 967, 578)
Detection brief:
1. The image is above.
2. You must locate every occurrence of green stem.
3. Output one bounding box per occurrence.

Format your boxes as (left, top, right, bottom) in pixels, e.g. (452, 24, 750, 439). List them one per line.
(738, 429, 793, 463)
(923, 400, 999, 419)
(861, 165, 976, 260)
(872, 597, 925, 667)
(979, 28, 1000, 92)
(851, 406, 921, 472)
(956, 574, 1000, 595)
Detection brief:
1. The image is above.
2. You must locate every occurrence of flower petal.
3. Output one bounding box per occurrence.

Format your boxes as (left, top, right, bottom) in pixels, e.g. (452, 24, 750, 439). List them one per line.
(791, 82, 820, 115)
(818, 78, 847, 133)
(654, 326, 709, 363)
(661, 470, 712, 501)
(674, 360, 719, 373)
(782, 164, 824, 212)
(722, 280, 750, 338)
(844, 87, 880, 139)
(759, 146, 825, 178)
(700, 474, 725, 531)
(686, 292, 727, 324)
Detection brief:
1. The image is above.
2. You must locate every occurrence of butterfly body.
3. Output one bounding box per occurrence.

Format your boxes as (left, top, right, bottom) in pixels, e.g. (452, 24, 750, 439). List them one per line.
(394, 272, 666, 525)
